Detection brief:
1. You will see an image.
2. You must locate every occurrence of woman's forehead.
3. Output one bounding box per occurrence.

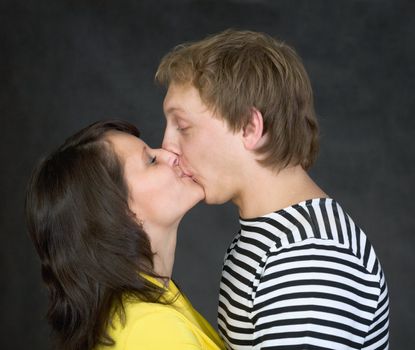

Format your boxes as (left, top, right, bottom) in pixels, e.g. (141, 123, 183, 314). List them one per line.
(106, 132, 146, 161)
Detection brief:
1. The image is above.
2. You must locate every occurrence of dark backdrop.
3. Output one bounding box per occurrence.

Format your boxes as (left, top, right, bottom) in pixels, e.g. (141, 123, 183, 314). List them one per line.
(1, 0, 414, 349)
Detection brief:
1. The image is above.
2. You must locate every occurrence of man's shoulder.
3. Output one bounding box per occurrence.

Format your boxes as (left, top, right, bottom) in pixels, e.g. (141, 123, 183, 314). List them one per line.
(234, 197, 382, 275)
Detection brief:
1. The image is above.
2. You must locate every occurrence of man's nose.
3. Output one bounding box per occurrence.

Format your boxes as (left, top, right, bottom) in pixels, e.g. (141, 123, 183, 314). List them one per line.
(162, 129, 180, 155)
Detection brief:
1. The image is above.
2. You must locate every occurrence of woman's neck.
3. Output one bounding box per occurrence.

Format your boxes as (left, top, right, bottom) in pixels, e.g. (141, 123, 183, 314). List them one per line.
(144, 223, 178, 280)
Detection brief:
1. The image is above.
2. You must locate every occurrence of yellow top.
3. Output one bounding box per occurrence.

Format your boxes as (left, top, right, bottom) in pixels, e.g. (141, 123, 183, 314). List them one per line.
(96, 276, 225, 350)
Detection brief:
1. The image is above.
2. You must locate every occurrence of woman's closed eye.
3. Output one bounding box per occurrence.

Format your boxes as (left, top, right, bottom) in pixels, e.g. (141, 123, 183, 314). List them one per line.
(149, 155, 157, 164)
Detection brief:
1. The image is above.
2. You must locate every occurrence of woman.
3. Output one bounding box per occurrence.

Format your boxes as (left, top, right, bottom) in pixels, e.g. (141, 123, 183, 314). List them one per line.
(25, 120, 225, 350)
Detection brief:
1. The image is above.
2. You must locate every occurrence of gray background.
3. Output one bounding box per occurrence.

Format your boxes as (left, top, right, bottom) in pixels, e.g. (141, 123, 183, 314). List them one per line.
(1, 0, 414, 349)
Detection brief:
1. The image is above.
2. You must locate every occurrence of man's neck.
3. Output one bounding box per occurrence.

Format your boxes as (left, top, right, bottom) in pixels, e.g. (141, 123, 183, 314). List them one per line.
(234, 164, 327, 219)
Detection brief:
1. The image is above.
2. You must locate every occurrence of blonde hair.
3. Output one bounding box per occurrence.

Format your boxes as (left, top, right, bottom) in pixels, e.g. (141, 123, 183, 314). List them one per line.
(156, 29, 319, 170)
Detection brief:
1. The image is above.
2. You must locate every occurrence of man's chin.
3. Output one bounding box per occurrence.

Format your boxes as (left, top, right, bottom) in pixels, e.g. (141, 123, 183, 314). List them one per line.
(191, 179, 206, 200)
(203, 194, 229, 205)
(193, 181, 230, 205)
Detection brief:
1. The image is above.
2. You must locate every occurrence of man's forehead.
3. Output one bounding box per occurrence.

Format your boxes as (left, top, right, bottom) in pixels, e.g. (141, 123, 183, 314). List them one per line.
(164, 91, 203, 115)
(165, 83, 200, 102)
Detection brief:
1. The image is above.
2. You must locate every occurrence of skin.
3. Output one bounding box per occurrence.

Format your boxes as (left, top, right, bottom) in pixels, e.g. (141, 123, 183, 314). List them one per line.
(106, 131, 204, 278)
(162, 83, 327, 218)
(162, 83, 247, 205)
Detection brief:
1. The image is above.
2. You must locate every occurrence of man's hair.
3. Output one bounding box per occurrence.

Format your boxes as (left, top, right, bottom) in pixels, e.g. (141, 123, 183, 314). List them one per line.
(156, 29, 319, 170)
(25, 120, 166, 350)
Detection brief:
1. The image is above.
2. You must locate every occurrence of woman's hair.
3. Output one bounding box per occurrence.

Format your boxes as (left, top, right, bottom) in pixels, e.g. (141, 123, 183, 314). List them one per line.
(25, 120, 165, 350)
(156, 29, 319, 171)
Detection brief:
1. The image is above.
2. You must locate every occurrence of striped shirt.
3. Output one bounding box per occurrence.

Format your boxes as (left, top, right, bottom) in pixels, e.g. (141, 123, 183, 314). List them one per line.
(218, 198, 389, 350)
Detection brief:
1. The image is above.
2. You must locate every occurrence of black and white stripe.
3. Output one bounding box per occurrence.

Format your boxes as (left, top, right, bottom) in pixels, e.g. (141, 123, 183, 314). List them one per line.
(218, 198, 389, 350)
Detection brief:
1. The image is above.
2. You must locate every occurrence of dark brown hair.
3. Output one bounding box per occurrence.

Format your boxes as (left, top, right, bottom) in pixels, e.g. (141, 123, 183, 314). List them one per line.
(156, 29, 319, 170)
(25, 120, 165, 350)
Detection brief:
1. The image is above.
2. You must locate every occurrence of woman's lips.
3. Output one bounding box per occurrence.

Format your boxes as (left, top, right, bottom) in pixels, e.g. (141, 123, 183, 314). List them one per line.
(175, 164, 199, 183)
(177, 159, 194, 178)
(175, 164, 191, 178)
(174, 165, 185, 177)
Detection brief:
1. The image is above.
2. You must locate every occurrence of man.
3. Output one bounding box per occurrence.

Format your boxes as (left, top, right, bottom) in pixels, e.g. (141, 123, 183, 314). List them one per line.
(156, 29, 389, 350)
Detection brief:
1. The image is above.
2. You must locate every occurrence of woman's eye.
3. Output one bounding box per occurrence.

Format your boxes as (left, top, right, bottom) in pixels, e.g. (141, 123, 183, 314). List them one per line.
(150, 156, 157, 164)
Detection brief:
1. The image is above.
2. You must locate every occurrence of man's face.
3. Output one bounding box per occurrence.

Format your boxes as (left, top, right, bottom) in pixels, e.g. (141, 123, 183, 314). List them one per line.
(162, 83, 243, 204)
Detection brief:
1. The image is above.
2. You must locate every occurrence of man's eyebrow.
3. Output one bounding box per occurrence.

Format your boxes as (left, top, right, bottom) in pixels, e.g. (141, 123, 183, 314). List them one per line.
(165, 107, 186, 115)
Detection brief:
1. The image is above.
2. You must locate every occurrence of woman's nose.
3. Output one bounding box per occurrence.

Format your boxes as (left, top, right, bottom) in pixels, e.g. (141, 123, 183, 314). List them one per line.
(155, 148, 178, 167)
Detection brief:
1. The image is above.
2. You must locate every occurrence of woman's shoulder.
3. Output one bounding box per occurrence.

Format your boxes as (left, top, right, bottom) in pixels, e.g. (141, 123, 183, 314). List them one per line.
(123, 297, 182, 321)
(117, 300, 202, 349)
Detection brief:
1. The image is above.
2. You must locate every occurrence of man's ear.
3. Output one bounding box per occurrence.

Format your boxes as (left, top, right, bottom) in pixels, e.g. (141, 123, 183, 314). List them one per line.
(242, 108, 265, 150)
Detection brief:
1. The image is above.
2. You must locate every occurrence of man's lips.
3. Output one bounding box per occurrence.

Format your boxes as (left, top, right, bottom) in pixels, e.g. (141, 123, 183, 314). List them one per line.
(174, 164, 193, 179)
(181, 169, 193, 177)
(174, 164, 200, 184)
(177, 159, 194, 178)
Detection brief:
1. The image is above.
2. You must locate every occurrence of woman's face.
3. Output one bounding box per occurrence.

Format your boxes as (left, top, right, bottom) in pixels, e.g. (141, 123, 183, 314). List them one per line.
(107, 131, 205, 229)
